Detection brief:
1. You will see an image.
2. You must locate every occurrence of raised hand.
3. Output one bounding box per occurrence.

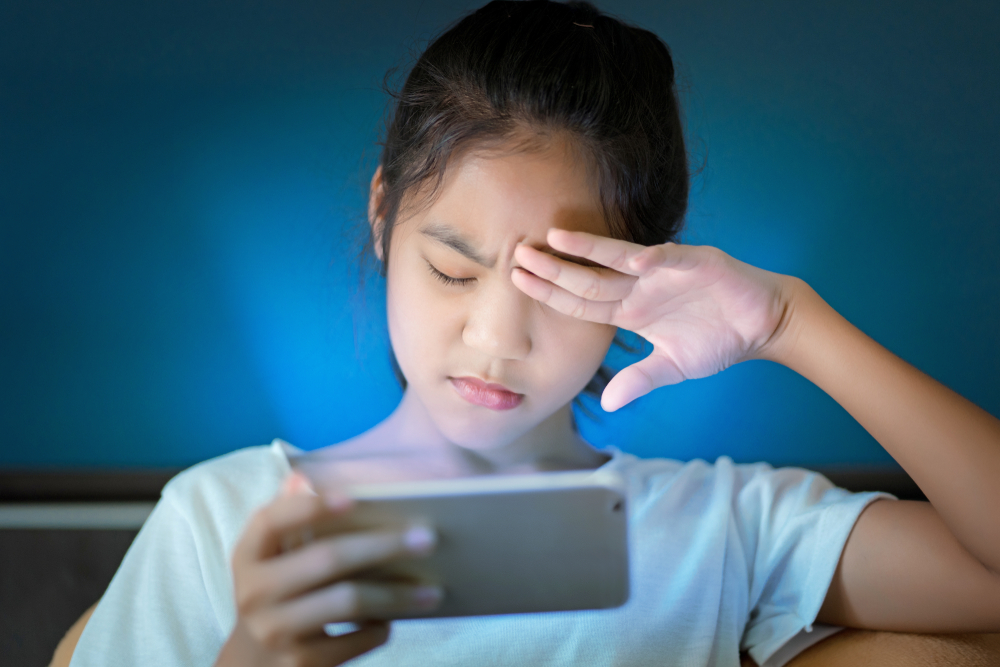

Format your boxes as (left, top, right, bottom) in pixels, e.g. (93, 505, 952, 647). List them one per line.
(511, 229, 795, 412)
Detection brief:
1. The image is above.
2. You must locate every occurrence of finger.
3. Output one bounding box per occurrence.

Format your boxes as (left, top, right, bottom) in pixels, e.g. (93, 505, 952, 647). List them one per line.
(513, 244, 636, 302)
(601, 354, 687, 412)
(234, 491, 353, 567)
(272, 581, 443, 636)
(300, 621, 391, 664)
(276, 472, 355, 554)
(628, 242, 698, 274)
(546, 229, 648, 276)
(511, 267, 618, 324)
(261, 525, 437, 602)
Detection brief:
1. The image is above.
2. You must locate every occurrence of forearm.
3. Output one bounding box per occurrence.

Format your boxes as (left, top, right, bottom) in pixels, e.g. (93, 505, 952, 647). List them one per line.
(765, 277, 1000, 574)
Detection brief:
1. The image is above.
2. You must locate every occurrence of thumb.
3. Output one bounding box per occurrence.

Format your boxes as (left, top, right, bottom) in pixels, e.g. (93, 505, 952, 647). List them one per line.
(601, 353, 686, 412)
(281, 470, 317, 497)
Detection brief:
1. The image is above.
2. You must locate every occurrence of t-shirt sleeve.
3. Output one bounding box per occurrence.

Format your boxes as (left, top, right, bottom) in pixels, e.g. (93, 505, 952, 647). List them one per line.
(736, 466, 893, 667)
(68, 493, 227, 667)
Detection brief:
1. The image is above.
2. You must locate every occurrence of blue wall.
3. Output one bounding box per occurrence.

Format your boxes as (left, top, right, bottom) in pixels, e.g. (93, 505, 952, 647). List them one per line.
(2, 1, 998, 468)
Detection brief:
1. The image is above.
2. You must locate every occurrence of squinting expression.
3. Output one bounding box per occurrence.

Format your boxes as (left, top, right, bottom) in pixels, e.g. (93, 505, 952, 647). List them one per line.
(380, 137, 618, 451)
(378, 142, 616, 449)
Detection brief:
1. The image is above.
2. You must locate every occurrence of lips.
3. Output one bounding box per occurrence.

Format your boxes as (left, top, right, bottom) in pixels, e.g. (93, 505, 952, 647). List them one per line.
(450, 376, 524, 411)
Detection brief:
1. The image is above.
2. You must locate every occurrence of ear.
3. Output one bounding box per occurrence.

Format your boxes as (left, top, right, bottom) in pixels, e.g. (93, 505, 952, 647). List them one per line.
(367, 165, 386, 262)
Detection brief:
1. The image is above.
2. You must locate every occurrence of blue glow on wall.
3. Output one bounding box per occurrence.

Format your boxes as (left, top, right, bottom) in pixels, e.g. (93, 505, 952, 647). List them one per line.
(2, 0, 998, 469)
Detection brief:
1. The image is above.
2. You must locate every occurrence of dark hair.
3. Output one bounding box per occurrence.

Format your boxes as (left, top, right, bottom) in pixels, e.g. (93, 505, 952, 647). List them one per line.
(371, 0, 689, 404)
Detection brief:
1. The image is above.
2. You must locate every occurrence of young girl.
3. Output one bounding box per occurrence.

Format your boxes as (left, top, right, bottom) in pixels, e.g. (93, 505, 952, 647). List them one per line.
(66, 2, 1000, 666)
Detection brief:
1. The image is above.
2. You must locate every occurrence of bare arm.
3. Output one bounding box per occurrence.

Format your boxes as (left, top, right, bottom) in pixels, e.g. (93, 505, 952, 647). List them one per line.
(512, 231, 1000, 631)
(49, 601, 97, 667)
(763, 278, 1000, 631)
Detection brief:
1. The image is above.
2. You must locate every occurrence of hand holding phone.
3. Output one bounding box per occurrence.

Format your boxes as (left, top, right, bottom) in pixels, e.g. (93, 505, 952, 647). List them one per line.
(214, 472, 441, 667)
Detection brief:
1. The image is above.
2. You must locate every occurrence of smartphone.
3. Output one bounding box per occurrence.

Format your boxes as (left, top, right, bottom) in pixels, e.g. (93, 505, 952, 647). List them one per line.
(314, 469, 630, 619)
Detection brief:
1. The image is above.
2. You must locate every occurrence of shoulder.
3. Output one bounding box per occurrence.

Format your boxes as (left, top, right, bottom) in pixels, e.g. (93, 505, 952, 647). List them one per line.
(160, 439, 292, 546)
(613, 451, 853, 519)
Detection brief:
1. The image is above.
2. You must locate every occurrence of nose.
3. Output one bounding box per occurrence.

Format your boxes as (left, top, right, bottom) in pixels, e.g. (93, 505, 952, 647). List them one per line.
(462, 280, 532, 361)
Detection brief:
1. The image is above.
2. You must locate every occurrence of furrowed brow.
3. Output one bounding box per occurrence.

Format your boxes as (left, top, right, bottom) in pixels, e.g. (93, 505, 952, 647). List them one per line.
(421, 223, 605, 270)
(420, 223, 495, 268)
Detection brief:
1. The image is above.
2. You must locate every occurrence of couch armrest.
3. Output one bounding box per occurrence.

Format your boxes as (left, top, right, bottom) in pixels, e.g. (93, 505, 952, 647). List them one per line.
(52, 604, 1000, 667)
(742, 629, 1000, 667)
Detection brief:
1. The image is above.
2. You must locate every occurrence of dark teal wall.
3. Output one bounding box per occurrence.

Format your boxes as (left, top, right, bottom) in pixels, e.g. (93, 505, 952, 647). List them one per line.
(2, 1, 998, 468)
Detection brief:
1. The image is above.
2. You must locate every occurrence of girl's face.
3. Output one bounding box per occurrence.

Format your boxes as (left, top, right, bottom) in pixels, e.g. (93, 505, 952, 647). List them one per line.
(376, 138, 617, 451)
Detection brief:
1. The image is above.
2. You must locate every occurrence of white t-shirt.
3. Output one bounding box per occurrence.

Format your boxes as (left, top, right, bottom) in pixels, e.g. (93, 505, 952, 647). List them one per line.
(69, 439, 891, 667)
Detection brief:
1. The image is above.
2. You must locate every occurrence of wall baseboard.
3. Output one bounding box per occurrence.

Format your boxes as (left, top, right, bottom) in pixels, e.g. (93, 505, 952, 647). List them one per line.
(0, 502, 155, 529)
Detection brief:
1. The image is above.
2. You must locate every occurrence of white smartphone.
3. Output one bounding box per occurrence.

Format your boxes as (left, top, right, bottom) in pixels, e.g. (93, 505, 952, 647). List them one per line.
(314, 469, 630, 619)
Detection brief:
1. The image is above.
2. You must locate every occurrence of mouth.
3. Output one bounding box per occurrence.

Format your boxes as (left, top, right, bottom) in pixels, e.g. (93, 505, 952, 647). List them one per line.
(449, 376, 524, 411)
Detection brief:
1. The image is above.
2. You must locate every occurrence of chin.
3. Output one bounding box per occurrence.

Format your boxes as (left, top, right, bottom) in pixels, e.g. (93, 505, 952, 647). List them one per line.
(420, 388, 554, 451)
(430, 409, 532, 451)
(407, 373, 584, 450)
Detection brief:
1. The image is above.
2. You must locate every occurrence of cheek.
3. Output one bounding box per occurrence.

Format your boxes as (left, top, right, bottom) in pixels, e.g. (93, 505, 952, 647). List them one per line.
(385, 263, 458, 379)
(385, 245, 614, 404)
(533, 319, 617, 394)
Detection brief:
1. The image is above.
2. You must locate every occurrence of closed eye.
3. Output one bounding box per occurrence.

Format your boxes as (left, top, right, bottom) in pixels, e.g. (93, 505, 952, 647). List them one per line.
(426, 261, 475, 287)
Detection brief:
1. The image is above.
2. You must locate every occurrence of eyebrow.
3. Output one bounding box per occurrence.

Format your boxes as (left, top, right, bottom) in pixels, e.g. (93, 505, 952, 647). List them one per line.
(420, 222, 604, 270)
(421, 223, 496, 268)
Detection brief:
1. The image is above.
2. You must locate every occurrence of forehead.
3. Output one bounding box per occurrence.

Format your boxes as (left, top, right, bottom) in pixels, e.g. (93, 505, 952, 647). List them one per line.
(400, 136, 608, 246)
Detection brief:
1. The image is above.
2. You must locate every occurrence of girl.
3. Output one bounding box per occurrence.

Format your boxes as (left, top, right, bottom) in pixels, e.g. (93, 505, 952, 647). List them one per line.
(66, 2, 1000, 666)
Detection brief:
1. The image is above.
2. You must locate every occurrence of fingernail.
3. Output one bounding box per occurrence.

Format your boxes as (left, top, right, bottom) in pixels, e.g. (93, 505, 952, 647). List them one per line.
(404, 525, 436, 554)
(412, 585, 443, 609)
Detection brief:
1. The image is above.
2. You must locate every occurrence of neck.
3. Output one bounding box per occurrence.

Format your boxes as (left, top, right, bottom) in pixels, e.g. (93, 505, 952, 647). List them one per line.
(378, 389, 608, 474)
